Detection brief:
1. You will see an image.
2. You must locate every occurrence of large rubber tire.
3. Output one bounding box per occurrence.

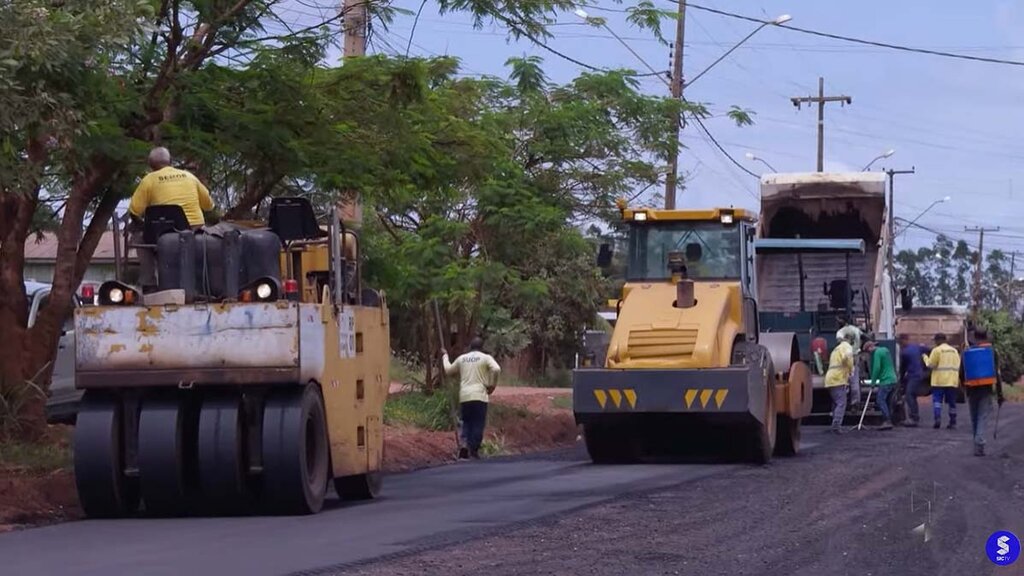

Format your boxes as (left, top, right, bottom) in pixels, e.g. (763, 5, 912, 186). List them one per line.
(751, 374, 776, 465)
(261, 384, 329, 515)
(197, 393, 253, 514)
(73, 392, 139, 518)
(583, 422, 636, 464)
(138, 394, 199, 516)
(335, 472, 383, 501)
(774, 415, 801, 457)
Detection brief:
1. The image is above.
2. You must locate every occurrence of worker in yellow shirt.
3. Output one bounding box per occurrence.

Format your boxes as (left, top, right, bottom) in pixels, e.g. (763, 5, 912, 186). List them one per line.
(442, 337, 501, 459)
(924, 332, 961, 430)
(825, 332, 856, 434)
(127, 147, 215, 289)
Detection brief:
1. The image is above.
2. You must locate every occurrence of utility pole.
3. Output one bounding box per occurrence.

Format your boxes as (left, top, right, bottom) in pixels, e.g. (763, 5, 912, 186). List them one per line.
(340, 0, 367, 227)
(884, 167, 915, 274)
(966, 226, 999, 319)
(791, 77, 852, 171)
(663, 0, 686, 210)
(342, 0, 368, 57)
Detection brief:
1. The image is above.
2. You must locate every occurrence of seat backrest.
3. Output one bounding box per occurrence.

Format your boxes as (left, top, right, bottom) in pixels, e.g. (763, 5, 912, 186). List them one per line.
(268, 197, 325, 242)
(143, 205, 190, 244)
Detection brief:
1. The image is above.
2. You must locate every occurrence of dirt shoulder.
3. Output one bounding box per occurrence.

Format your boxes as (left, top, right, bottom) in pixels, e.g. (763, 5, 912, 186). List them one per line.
(342, 404, 1024, 576)
(0, 388, 576, 531)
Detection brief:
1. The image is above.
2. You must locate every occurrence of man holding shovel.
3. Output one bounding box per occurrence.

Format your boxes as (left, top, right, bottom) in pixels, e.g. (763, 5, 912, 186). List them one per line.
(442, 337, 501, 460)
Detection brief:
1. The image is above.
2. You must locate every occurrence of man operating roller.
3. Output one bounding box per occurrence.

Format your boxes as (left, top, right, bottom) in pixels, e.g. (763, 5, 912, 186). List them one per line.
(442, 337, 501, 460)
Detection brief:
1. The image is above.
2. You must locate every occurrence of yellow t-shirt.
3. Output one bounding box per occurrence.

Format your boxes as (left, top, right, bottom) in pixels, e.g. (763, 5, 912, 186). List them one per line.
(443, 351, 501, 404)
(825, 340, 854, 387)
(128, 167, 214, 227)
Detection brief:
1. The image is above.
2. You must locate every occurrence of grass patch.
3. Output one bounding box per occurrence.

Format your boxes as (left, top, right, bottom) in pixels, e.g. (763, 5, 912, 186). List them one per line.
(390, 353, 425, 389)
(551, 395, 573, 411)
(479, 433, 509, 457)
(1004, 383, 1024, 403)
(498, 369, 573, 389)
(0, 440, 70, 472)
(487, 402, 530, 428)
(384, 391, 455, 431)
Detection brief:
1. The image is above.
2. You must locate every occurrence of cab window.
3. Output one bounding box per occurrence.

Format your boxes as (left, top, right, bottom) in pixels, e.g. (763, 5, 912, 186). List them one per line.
(627, 222, 742, 281)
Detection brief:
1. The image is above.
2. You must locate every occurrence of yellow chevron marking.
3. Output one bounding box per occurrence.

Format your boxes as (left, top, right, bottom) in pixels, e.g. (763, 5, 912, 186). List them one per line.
(700, 389, 713, 409)
(624, 389, 637, 409)
(609, 389, 622, 408)
(715, 389, 729, 409)
(594, 389, 607, 409)
(684, 389, 698, 409)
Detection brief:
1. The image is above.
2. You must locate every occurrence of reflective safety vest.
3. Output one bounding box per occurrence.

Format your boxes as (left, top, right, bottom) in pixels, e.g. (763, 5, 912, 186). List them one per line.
(963, 343, 997, 387)
(925, 343, 961, 388)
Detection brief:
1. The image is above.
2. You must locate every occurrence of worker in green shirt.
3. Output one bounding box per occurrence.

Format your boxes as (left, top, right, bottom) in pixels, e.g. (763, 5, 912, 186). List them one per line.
(863, 336, 898, 430)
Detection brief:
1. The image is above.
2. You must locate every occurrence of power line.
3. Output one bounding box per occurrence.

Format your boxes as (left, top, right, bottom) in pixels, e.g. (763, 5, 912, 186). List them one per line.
(687, 3, 1024, 67)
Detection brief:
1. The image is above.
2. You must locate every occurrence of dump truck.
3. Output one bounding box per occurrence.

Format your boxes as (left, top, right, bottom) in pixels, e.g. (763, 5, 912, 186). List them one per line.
(895, 303, 970, 401)
(72, 197, 388, 517)
(755, 172, 898, 423)
(573, 203, 812, 464)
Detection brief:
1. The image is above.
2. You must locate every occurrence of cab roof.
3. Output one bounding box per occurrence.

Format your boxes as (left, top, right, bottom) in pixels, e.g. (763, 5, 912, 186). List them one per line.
(619, 206, 757, 223)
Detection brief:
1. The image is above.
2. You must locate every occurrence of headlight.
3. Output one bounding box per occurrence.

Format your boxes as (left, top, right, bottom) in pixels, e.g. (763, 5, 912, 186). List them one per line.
(98, 281, 140, 306)
(633, 212, 648, 221)
(239, 277, 281, 302)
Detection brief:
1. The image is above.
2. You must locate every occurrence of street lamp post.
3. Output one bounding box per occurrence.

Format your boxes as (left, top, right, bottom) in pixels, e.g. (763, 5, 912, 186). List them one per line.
(744, 152, 778, 173)
(896, 196, 951, 238)
(862, 149, 895, 171)
(573, 9, 791, 208)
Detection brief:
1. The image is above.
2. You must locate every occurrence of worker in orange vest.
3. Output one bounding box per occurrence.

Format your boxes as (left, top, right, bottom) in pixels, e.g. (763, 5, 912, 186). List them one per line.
(963, 329, 1005, 456)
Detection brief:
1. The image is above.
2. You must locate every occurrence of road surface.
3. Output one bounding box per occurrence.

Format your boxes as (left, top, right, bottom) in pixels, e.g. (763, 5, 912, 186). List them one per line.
(4, 405, 1024, 576)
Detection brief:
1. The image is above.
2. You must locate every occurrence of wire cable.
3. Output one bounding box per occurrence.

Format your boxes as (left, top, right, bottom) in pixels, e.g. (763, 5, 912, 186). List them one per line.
(687, 3, 1024, 67)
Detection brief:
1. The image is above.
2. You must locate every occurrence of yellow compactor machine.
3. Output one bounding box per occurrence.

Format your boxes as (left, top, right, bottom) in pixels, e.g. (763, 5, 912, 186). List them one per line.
(72, 197, 388, 517)
(574, 203, 811, 464)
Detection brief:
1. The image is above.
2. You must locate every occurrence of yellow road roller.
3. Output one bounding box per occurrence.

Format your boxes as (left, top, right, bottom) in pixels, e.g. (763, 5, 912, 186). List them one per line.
(72, 198, 388, 516)
(575, 202, 811, 464)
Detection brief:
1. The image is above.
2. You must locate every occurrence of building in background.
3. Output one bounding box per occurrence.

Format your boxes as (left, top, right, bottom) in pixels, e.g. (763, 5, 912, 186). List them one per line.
(23, 230, 131, 286)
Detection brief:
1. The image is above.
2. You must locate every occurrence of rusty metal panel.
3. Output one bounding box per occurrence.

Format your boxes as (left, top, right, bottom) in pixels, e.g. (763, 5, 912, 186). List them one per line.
(75, 303, 300, 373)
(297, 303, 325, 383)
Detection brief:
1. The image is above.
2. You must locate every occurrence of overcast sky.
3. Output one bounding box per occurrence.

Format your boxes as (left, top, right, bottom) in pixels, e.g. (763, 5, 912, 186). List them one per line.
(279, 0, 1024, 259)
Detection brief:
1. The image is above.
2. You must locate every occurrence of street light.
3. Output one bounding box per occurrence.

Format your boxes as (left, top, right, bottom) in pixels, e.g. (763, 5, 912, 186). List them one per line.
(745, 152, 779, 173)
(685, 14, 792, 89)
(572, 9, 792, 90)
(862, 149, 895, 171)
(897, 196, 951, 238)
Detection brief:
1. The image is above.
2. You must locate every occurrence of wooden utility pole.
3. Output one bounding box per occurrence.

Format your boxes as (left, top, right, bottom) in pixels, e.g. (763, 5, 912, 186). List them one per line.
(966, 225, 999, 319)
(340, 0, 367, 226)
(791, 77, 851, 171)
(663, 0, 686, 209)
(343, 0, 368, 57)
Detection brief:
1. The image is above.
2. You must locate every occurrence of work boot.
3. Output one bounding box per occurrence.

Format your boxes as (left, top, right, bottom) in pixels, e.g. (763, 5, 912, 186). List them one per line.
(458, 447, 469, 460)
(469, 448, 480, 460)
(830, 425, 845, 435)
(974, 444, 985, 457)
(933, 420, 941, 430)
(878, 421, 894, 431)
(947, 419, 957, 430)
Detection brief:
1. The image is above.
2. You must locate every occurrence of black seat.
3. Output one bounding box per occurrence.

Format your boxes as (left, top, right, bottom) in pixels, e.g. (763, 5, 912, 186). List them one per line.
(268, 197, 326, 242)
(142, 205, 190, 244)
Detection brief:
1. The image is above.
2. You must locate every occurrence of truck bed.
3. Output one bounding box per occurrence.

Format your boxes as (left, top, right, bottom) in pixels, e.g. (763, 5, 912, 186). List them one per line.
(757, 250, 878, 314)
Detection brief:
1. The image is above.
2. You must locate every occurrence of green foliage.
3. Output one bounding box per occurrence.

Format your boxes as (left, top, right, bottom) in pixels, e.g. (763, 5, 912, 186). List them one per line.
(978, 310, 1024, 384)
(383, 392, 455, 431)
(0, 438, 71, 472)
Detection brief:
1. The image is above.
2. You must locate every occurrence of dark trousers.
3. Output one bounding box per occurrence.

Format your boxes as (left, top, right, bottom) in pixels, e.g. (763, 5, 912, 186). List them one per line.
(932, 387, 958, 424)
(460, 401, 488, 456)
(904, 377, 925, 422)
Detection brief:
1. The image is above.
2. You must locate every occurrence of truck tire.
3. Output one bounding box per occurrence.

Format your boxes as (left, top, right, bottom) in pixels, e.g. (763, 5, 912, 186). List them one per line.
(73, 392, 139, 518)
(197, 393, 253, 514)
(335, 472, 383, 500)
(261, 384, 329, 515)
(138, 394, 200, 516)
